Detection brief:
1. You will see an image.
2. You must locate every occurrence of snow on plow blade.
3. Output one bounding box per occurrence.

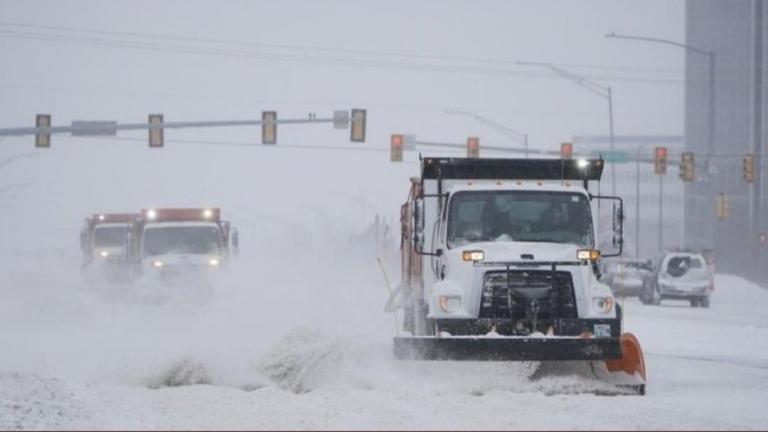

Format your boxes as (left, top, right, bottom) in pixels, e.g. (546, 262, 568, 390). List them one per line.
(393, 336, 623, 361)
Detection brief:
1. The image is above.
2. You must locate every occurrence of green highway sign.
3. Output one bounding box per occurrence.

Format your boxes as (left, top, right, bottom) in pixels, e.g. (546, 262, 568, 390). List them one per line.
(590, 149, 630, 163)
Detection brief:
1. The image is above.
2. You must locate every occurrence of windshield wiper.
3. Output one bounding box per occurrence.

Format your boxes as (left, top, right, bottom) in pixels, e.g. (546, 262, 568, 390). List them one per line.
(515, 238, 561, 243)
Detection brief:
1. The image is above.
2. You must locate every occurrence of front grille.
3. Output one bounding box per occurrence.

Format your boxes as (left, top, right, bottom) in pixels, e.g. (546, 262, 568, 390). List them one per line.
(479, 270, 578, 326)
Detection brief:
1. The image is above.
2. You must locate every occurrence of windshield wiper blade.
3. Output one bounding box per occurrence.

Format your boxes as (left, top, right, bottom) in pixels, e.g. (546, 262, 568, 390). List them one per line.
(516, 238, 560, 243)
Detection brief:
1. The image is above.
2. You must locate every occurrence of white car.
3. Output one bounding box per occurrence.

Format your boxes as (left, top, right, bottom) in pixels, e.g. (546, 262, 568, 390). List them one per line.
(641, 252, 713, 307)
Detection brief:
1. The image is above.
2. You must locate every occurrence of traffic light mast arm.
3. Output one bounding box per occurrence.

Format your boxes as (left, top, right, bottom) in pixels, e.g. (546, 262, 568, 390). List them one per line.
(0, 116, 344, 137)
(517, 62, 610, 99)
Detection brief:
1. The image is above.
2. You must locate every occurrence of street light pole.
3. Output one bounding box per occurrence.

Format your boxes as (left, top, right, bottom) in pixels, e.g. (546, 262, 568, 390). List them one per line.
(516, 61, 616, 195)
(634, 143, 653, 258)
(444, 110, 529, 157)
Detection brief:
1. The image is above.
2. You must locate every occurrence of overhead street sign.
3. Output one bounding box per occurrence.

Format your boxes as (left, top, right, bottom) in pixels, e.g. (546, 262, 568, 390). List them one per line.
(590, 149, 630, 163)
(333, 110, 349, 129)
(71, 121, 118, 136)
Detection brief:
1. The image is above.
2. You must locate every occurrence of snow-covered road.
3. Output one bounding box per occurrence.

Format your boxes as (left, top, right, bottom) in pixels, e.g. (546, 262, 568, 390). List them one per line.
(1, 253, 767, 430)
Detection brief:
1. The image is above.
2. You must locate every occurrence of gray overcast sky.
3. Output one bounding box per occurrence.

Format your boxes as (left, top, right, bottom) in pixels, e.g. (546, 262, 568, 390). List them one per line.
(1, 0, 684, 142)
(0, 0, 685, 250)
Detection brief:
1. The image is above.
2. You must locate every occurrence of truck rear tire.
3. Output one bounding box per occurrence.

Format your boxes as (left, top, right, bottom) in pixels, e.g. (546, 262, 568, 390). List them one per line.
(690, 298, 699, 307)
(700, 296, 710, 308)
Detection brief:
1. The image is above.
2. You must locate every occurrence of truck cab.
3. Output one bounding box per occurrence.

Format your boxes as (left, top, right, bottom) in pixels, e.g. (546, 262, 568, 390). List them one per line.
(80, 213, 135, 267)
(397, 157, 624, 339)
(125, 208, 233, 281)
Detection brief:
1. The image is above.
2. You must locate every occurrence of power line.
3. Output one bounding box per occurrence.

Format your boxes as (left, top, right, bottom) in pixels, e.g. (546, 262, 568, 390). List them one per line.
(0, 26, 683, 85)
(55, 134, 523, 158)
(0, 21, 683, 75)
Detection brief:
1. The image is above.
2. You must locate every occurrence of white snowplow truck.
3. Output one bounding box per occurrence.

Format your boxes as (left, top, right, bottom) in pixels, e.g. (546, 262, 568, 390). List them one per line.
(80, 212, 136, 282)
(125, 208, 237, 281)
(389, 157, 646, 394)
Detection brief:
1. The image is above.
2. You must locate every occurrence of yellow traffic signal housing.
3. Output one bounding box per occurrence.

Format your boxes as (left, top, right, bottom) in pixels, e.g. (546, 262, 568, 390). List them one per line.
(350, 109, 366, 143)
(743, 153, 755, 183)
(679, 151, 695, 182)
(35, 114, 51, 148)
(560, 142, 573, 159)
(716, 193, 729, 220)
(654, 146, 668, 175)
(467, 137, 479, 158)
(148, 114, 164, 148)
(390, 134, 404, 162)
(262, 111, 277, 145)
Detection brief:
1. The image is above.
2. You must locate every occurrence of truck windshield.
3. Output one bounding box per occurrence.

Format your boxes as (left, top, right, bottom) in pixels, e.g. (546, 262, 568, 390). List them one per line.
(143, 225, 221, 256)
(93, 226, 128, 248)
(447, 191, 594, 248)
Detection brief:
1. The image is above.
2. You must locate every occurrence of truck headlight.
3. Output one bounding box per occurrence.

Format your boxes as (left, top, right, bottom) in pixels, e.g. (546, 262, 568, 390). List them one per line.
(153, 260, 164, 268)
(208, 258, 220, 267)
(462, 250, 484, 262)
(100, 250, 109, 258)
(438, 296, 462, 313)
(593, 297, 614, 313)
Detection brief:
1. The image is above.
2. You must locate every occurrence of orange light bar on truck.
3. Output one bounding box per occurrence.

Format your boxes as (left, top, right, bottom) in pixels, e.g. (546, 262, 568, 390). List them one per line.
(141, 208, 221, 222)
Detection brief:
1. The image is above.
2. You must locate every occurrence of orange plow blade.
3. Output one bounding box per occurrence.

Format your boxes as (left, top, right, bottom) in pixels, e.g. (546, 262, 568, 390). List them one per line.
(605, 333, 646, 381)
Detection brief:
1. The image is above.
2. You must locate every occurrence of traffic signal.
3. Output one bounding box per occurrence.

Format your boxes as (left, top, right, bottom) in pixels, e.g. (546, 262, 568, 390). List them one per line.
(560, 142, 573, 159)
(35, 114, 51, 148)
(467, 137, 479, 158)
(654, 146, 668, 175)
(390, 134, 404, 162)
(262, 111, 277, 145)
(743, 153, 755, 183)
(716, 193, 729, 220)
(350, 109, 366, 142)
(679, 151, 695, 182)
(148, 114, 163, 148)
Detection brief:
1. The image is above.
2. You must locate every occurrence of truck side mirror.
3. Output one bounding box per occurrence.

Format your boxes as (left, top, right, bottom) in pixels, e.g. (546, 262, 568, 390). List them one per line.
(612, 202, 624, 248)
(413, 197, 425, 252)
(230, 228, 240, 256)
(594, 194, 624, 258)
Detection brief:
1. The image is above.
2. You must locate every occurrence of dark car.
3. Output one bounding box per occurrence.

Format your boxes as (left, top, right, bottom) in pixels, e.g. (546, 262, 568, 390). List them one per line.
(640, 251, 713, 307)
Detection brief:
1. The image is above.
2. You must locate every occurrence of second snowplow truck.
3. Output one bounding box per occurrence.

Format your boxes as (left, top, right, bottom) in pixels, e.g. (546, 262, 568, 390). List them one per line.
(389, 157, 646, 394)
(124, 207, 237, 282)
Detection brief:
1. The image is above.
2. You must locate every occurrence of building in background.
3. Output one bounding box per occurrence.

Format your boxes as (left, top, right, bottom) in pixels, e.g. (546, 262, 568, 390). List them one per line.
(685, 0, 767, 281)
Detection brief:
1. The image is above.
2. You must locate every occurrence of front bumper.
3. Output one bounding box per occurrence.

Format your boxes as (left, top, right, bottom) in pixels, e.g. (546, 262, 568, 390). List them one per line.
(394, 335, 622, 361)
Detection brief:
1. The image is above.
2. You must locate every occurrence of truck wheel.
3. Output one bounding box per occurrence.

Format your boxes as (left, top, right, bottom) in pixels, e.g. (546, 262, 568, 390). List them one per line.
(700, 296, 710, 308)
(690, 298, 699, 307)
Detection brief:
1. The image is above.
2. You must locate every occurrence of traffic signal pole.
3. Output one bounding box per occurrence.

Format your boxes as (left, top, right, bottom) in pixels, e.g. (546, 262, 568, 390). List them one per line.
(0, 109, 366, 147)
(659, 173, 664, 252)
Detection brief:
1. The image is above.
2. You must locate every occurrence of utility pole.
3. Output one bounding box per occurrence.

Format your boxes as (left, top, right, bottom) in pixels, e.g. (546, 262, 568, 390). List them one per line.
(634, 143, 653, 258)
